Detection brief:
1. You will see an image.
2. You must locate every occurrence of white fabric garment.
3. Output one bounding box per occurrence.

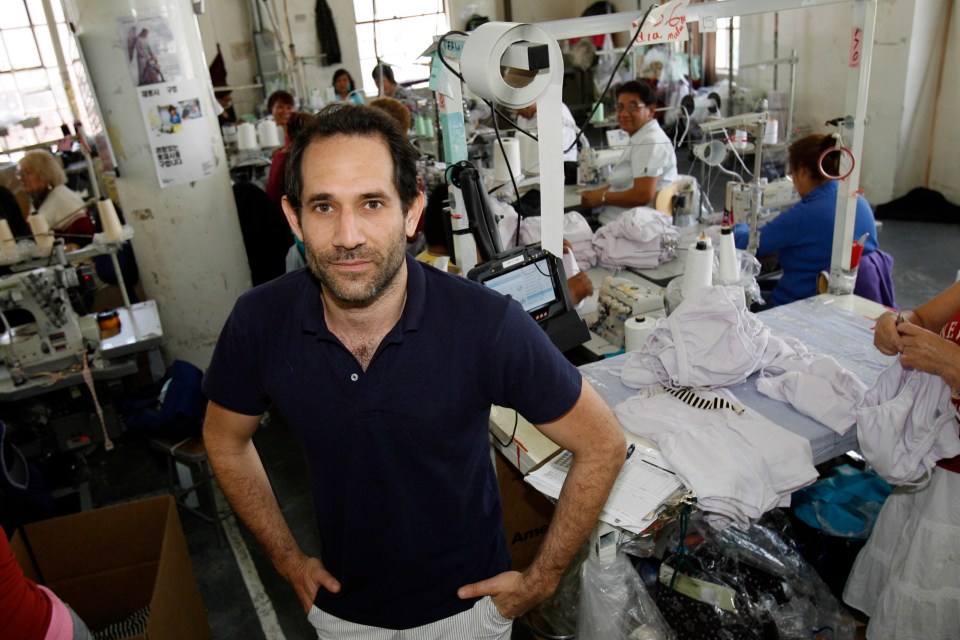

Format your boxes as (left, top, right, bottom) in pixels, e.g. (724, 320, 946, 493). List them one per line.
(619, 286, 771, 389)
(855, 359, 960, 486)
(843, 466, 960, 640)
(756, 335, 869, 435)
(37, 184, 86, 230)
(516, 102, 585, 163)
(591, 207, 679, 270)
(519, 211, 598, 267)
(490, 197, 519, 250)
(614, 387, 817, 530)
(597, 119, 679, 225)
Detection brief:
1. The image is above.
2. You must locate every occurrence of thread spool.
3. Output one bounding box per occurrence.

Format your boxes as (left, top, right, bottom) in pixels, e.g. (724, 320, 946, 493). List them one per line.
(681, 239, 714, 300)
(257, 119, 280, 148)
(590, 102, 605, 123)
(763, 118, 778, 145)
(0, 219, 15, 251)
(624, 315, 657, 352)
(28, 214, 53, 253)
(518, 134, 539, 175)
(98, 198, 124, 243)
(493, 137, 521, 182)
(237, 122, 258, 151)
(732, 130, 749, 150)
(717, 226, 739, 284)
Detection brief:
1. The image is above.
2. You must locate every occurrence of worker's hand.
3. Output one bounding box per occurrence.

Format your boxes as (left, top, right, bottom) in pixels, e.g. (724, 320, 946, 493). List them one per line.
(580, 188, 607, 209)
(898, 322, 960, 388)
(285, 555, 341, 614)
(874, 311, 904, 356)
(458, 570, 553, 619)
(562, 239, 574, 254)
(567, 271, 594, 305)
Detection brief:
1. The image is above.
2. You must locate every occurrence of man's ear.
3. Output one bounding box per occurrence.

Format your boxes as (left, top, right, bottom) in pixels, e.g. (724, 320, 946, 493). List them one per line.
(281, 196, 303, 242)
(404, 191, 425, 238)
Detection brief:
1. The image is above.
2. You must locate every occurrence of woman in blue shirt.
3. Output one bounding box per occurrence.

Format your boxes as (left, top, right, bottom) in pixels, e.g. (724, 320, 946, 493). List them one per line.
(734, 134, 879, 307)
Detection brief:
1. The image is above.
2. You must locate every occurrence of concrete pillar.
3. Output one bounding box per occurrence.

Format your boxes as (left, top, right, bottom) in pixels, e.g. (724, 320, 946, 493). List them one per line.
(68, 0, 251, 368)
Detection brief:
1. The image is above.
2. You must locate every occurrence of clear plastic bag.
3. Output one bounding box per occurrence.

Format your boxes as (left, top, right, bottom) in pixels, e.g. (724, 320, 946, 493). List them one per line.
(577, 548, 676, 640)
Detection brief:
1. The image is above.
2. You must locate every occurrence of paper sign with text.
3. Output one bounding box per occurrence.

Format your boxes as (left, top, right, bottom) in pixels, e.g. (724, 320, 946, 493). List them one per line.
(633, 0, 690, 44)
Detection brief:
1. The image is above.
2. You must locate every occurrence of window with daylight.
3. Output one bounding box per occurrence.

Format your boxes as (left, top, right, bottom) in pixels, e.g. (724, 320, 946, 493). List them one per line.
(353, 0, 448, 96)
(714, 16, 741, 77)
(0, 0, 80, 158)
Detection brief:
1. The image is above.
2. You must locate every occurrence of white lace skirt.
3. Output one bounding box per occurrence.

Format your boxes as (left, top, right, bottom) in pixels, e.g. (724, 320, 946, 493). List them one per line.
(843, 466, 960, 640)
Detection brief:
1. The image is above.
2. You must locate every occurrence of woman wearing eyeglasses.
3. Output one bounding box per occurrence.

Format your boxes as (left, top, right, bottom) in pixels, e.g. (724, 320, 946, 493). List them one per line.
(17, 150, 94, 248)
(580, 80, 678, 224)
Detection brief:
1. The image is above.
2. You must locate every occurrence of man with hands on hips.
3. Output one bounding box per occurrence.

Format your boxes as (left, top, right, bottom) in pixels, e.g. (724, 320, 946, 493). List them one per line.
(202, 104, 626, 638)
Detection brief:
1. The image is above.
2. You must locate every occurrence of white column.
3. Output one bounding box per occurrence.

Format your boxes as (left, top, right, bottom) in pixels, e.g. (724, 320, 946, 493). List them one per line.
(68, 0, 252, 368)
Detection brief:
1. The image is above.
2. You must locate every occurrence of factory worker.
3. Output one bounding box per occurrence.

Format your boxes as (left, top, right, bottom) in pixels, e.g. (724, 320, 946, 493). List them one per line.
(733, 134, 881, 307)
(18, 150, 94, 248)
(844, 281, 960, 640)
(513, 101, 587, 163)
(203, 104, 625, 638)
(371, 63, 412, 102)
(267, 90, 296, 148)
(332, 69, 363, 105)
(580, 80, 678, 224)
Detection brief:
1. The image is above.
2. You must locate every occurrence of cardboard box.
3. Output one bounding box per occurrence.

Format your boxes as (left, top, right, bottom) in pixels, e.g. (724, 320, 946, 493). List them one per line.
(11, 495, 210, 640)
(496, 451, 555, 571)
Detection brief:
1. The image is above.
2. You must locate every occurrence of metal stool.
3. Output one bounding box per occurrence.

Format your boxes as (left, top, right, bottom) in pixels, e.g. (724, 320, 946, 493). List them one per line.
(148, 436, 231, 546)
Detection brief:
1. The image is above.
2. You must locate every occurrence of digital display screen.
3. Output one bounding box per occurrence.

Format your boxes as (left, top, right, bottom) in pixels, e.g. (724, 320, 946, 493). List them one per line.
(484, 259, 558, 313)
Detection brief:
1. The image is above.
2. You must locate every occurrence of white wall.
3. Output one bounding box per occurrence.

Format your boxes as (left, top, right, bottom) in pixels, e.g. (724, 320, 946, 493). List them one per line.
(929, 0, 959, 203)
(738, 0, 957, 206)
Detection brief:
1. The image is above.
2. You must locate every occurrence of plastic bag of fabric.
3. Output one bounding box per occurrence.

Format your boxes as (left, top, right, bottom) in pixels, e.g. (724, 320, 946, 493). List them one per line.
(655, 510, 855, 640)
(578, 547, 675, 640)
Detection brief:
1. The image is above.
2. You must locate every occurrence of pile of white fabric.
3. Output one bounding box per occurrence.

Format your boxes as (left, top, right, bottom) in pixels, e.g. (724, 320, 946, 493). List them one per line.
(591, 207, 680, 270)
(518, 211, 597, 267)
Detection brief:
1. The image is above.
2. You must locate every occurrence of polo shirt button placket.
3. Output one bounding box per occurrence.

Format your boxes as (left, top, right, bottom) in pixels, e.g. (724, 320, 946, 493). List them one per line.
(350, 373, 359, 381)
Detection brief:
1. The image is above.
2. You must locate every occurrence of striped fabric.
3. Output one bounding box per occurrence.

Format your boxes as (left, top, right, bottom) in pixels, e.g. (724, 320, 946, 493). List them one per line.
(92, 605, 149, 640)
(666, 387, 745, 415)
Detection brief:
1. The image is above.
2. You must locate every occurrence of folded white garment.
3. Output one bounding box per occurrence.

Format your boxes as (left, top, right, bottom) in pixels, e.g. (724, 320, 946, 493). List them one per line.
(591, 207, 680, 270)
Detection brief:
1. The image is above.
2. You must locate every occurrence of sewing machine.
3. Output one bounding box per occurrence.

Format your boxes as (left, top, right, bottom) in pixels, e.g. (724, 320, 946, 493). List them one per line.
(0, 265, 100, 379)
(577, 147, 625, 185)
(726, 177, 799, 225)
(592, 275, 664, 348)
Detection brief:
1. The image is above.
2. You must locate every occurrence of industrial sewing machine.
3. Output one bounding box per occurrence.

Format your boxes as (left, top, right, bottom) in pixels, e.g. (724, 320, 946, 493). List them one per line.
(592, 275, 664, 349)
(0, 265, 100, 380)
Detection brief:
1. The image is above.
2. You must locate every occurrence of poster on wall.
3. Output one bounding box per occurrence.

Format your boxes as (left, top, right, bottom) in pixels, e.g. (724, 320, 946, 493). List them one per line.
(137, 78, 215, 188)
(117, 13, 183, 88)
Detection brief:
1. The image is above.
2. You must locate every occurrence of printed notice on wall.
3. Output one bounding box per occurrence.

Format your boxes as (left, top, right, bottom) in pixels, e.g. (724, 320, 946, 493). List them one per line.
(137, 78, 215, 188)
(633, 0, 690, 44)
(117, 13, 183, 88)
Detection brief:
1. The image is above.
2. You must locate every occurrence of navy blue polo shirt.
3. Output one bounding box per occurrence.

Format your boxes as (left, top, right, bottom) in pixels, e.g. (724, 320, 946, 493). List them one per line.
(203, 254, 582, 629)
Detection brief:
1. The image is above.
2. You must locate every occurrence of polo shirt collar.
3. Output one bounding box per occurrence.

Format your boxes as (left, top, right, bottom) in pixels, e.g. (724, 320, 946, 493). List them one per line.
(298, 253, 427, 341)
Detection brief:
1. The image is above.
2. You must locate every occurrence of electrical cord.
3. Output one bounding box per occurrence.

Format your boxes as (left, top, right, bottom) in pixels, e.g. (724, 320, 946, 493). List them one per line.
(490, 408, 520, 448)
(563, 4, 655, 156)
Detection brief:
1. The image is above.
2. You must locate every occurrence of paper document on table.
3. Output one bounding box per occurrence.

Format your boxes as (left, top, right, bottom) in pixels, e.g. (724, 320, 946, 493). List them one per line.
(525, 445, 685, 534)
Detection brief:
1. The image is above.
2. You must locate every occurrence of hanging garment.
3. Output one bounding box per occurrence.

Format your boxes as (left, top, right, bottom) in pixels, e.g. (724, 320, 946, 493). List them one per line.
(855, 359, 960, 486)
(315, 0, 342, 65)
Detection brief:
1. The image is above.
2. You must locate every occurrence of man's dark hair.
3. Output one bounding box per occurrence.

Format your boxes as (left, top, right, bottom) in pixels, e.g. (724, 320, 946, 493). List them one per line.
(284, 104, 421, 220)
(616, 80, 656, 108)
(371, 63, 396, 84)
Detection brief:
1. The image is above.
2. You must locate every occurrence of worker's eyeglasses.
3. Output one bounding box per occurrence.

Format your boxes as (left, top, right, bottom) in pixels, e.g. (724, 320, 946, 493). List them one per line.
(616, 102, 646, 113)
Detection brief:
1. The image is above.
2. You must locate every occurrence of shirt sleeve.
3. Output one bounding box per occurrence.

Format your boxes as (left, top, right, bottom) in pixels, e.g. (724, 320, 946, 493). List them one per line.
(202, 299, 271, 416)
(487, 299, 583, 424)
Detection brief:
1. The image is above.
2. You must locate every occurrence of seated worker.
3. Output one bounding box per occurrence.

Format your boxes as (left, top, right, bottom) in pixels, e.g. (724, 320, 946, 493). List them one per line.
(369, 97, 411, 134)
(733, 134, 880, 308)
(215, 90, 238, 127)
(332, 69, 363, 105)
(371, 63, 412, 102)
(514, 101, 587, 163)
(415, 183, 460, 274)
(18, 150, 94, 247)
(580, 81, 678, 224)
(267, 90, 296, 148)
(266, 112, 310, 211)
